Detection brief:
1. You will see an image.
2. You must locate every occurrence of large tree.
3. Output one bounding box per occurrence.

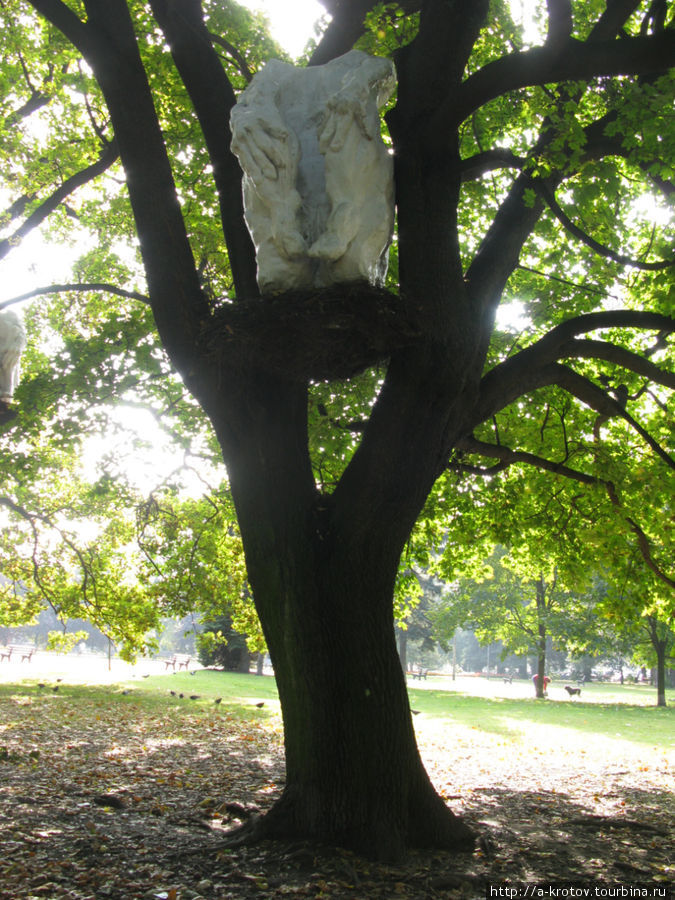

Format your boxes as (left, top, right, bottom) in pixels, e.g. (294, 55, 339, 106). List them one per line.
(1, 0, 674, 860)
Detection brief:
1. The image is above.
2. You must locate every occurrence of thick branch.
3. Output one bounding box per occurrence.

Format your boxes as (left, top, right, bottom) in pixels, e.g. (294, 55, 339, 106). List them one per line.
(560, 339, 675, 390)
(0, 193, 36, 227)
(148, 0, 258, 298)
(478, 311, 675, 420)
(4, 91, 50, 128)
(0, 141, 119, 263)
(46, 0, 212, 379)
(464, 171, 547, 317)
(0, 282, 149, 312)
(545, 0, 573, 47)
(460, 149, 526, 180)
(444, 31, 675, 129)
(309, 0, 379, 66)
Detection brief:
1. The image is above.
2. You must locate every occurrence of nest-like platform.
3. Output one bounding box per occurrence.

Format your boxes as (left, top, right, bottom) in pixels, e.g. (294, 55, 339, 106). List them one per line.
(205, 282, 417, 381)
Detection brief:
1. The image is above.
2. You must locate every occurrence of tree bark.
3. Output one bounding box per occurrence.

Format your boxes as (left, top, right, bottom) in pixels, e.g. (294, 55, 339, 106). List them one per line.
(200, 370, 474, 860)
(253, 554, 473, 860)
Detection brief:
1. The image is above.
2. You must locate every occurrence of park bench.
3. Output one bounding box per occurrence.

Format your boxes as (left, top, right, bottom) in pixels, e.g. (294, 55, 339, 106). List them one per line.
(410, 668, 428, 681)
(163, 654, 192, 671)
(0, 644, 36, 663)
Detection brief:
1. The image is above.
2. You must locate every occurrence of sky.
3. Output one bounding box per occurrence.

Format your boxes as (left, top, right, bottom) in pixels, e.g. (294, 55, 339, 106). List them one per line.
(238, 0, 327, 57)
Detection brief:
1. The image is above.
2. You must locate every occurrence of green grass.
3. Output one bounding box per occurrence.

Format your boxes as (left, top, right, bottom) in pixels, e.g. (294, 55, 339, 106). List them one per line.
(0, 670, 281, 726)
(126, 669, 281, 720)
(3, 670, 673, 750)
(407, 682, 675, 748)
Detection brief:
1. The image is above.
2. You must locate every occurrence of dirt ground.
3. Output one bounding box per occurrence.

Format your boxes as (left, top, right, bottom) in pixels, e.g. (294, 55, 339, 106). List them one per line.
(0, 655, 672, 899)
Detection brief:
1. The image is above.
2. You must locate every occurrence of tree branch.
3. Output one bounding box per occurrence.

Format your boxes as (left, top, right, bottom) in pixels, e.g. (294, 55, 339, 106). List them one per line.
(452, 436, 675, 590)
(534, 181, 674, 270)
(0, 140, 119, 263)
(4, 91, 50, 128)
(208, 30, 253, 83)
(548, 363, 675, 471)
(454, 435, 600, 486)
(444, 30, 675, 129)
(309, 0, 379, 66)
(45, 0, 212, 381)
(459, 149, 526, 180)
(560, 339, 675, 390)
(0, 193, 36, 228)
(0, 282, 149, 312)
(148, 0, 258, 298)
(545, 0, 573, 47)
(0, 495, 97, 606)
(478, 311, 675, 420)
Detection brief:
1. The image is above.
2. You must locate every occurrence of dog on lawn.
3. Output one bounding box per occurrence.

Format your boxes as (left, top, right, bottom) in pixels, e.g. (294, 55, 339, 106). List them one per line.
(564, 685, 581, 697)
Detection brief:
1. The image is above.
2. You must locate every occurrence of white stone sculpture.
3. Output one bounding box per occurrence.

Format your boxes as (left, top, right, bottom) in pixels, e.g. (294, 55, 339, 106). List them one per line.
(0, 309, 26, 402)
(230, 50, 396, 292)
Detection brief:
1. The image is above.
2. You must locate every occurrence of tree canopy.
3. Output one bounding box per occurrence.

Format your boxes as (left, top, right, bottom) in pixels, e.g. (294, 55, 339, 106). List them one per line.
(0, 0, 673, 861)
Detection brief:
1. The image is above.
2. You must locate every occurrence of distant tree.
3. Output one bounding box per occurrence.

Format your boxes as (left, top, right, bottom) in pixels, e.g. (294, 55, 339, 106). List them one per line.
(198, 613, 251, 672)
(434, 547, 587, 697)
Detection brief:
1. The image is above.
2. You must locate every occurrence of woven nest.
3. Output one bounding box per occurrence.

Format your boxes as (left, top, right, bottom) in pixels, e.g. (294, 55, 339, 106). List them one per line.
(205, 282, 417, 381)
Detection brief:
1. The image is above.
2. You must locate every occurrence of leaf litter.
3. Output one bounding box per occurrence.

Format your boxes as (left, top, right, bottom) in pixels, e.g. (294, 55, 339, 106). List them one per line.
(0, 684, 672, 899)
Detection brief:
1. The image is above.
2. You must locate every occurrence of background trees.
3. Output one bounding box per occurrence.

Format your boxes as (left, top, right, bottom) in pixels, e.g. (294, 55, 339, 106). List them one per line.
(0, 0, 673, 860)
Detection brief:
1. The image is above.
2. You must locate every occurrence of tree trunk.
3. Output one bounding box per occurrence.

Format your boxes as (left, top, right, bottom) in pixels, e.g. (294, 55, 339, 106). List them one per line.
(244, 515, 473, 859)
(202, 373, 474, 861)
(655, 647, 666, 708)
(534, 577, 547, 698)
(260, 577, 473, 860)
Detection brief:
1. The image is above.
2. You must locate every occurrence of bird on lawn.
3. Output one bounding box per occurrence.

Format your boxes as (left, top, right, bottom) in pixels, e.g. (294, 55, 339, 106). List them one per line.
(52, 686, 59, 692)
(189, 694, 200, 700)
(255, 701, 265, 708)
(178, 693, 184, 698)
(214, 698, 222, 705)
(169, 690, 176, 696)
(37, 683, 45, 689)
(142, 674, 150, 679)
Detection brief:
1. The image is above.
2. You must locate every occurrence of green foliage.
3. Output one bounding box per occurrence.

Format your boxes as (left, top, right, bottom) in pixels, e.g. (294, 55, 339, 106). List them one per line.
(0, 0, 673, 675)
(45, 628, 88, 652)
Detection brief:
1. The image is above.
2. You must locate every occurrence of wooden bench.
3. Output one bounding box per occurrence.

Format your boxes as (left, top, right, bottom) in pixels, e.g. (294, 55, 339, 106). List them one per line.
(163, 654, 191, 671)
(410, 668, 428, 681)
(0, 644, 36, 663)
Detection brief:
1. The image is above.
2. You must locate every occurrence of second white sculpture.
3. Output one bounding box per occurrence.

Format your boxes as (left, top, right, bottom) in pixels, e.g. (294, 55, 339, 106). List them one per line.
(0, 309, 26, 403)
(230, 50, 396, 293)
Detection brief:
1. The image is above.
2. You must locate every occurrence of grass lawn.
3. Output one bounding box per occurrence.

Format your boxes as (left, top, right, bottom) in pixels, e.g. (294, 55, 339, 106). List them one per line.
(1, 665, 672, 752)
(407, 678, 674, 749)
